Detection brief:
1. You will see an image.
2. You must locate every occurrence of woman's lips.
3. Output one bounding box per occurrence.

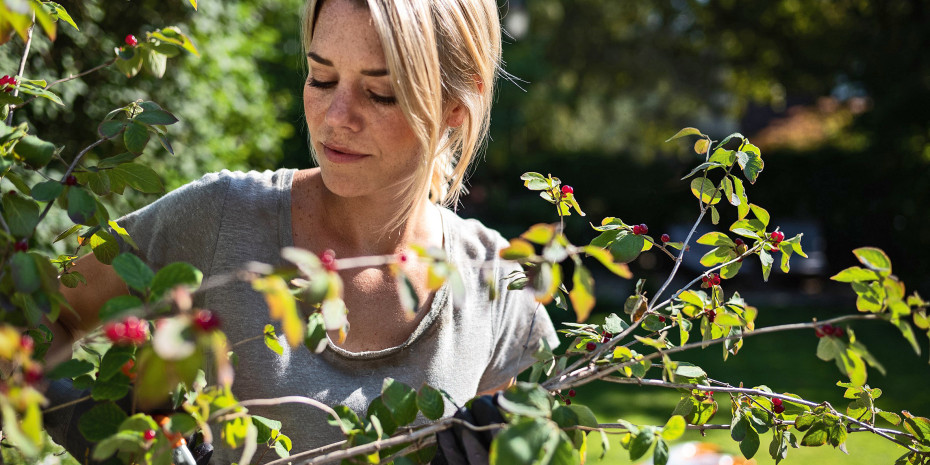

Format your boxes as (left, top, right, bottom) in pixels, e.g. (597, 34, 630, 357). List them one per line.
(322, 144, 369, 164)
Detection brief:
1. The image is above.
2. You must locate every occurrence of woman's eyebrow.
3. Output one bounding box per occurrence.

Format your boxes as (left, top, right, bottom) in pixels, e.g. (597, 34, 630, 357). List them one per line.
(307, 51, 389, 77)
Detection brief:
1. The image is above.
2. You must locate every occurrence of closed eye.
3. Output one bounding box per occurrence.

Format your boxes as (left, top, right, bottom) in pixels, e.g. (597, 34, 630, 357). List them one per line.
(307, 77, 336, 89)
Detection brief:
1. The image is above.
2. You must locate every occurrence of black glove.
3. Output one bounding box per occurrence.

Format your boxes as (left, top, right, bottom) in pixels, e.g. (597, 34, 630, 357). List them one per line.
(433, 394, 506, 465)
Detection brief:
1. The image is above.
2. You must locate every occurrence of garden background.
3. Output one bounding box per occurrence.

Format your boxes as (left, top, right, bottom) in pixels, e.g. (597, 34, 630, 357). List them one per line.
(1, 0, 929, 463)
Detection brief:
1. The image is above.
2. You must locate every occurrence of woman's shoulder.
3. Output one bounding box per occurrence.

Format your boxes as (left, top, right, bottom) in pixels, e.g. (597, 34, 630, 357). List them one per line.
(439, 207, 510, 262)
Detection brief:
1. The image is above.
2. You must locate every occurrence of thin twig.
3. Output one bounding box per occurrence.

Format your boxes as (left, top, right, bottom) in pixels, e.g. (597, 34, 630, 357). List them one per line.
(11, 58, 119, 111)
(42, 394, 92, 414)
(32, 137, 111, 233)
(208, 396, 344, 433)
(5, 15, 34, 125)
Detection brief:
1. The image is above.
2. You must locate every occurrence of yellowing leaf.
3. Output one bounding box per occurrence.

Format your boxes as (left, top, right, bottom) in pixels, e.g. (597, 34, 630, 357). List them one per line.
(253, 276, 302, 347)
(569, 265, 595, 322)
(500, 238, 535, 260)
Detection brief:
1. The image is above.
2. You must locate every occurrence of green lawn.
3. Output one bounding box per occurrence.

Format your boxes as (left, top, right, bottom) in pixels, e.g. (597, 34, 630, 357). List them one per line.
(564, 299, 930, 465)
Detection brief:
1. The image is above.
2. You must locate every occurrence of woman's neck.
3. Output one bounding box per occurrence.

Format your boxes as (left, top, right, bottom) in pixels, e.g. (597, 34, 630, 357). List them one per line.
(291, 168, 443, 257)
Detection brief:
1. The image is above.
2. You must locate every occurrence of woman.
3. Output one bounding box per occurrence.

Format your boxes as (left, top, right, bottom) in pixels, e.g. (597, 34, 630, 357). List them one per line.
(50, 0, 558, 462)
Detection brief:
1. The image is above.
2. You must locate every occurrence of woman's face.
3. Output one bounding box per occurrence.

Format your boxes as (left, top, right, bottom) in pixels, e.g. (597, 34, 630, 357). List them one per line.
(304, 0, 421, 199)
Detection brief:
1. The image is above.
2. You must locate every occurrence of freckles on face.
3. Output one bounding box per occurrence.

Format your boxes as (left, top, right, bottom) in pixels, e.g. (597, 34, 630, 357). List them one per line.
(303, 0, 422, 198)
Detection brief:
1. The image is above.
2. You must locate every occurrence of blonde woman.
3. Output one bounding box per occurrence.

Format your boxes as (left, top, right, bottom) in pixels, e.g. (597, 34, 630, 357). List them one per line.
(47, 0, 558, 462)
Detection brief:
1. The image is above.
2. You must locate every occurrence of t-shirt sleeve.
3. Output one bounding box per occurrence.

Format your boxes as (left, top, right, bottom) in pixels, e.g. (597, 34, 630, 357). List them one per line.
(476, 262, 560, 392)
(117, 171, 232, 274)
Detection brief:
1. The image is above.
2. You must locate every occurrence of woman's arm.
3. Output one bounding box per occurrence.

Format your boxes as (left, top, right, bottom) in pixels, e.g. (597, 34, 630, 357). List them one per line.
(50, 254, 129, 365)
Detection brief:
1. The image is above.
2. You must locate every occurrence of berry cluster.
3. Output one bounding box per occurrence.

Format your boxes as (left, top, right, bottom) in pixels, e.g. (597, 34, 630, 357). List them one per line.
(320, 249, 337, 272)
(600, 330, 613, 343)
(558, 389, 577, 405)
(104, 316, 149, 346)
(770, 231, 785, 244)
(772, 397, 785, 414)
(125, 34, 139, 47)
(631, 224, 648, 235)
(815, 324, 845, 338)
(704, 308, 717, 322)
(0, 75, 18, 92)
(701, 273, 721, 288)
(561, 185, 573, 195)
(193, 310, 221, 332)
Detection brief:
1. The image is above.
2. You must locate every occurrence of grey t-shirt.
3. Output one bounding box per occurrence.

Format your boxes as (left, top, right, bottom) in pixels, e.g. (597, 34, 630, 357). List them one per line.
(117, 169, 559, 463)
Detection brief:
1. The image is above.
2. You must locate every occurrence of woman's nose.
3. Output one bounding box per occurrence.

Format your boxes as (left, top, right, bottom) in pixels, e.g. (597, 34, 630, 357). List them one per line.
(324, 86, 362, 132)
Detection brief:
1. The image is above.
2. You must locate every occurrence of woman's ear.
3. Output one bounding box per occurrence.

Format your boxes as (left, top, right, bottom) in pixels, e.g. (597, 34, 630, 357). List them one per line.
(445, 101, 467, 128)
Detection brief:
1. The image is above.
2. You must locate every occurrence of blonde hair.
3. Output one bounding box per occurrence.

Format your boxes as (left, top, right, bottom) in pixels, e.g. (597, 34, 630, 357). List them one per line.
(301, 0, 501, 234)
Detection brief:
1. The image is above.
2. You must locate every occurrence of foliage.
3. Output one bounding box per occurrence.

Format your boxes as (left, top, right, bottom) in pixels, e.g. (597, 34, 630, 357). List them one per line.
(1, 2, 929, 465)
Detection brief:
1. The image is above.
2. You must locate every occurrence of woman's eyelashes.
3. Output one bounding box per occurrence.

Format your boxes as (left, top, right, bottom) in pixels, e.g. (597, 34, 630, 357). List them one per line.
(307, 77, 397, 106)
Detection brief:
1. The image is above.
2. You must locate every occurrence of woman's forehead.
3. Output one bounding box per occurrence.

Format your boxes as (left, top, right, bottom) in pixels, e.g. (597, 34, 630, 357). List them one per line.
(309, 0, 387, 71)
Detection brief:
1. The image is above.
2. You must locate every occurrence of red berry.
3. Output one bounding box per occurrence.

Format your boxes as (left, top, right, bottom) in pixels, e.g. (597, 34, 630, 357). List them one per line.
(631, 225, 642, 235)
(144, 429, 156, 441)
(772, 397, 783, 406)
(321, 249, 337, 272)
(712, 275, 721, 286)
(0, 75, 17, 92)
(13, 239, 28, 252)
(64, 175, 78, 186)
(585, 341, 596, 351)
(660, 234, 670, 243)
(398, 252, 408, 263)
(734, 238, 744, 246)
(815, 327, 826, 338)
(822, 324, 835, 336)
(105, 317, 148, 345)
(24, 365, 42, 385)
(193, 310, 221, 332)
(125, 34, 139, 47)
(603, 332, 612, 339)
(561, 185, 573, 195)
(565, 399, 572, 405)
(705, 309, 716, 322)
(833, 327, 845, 338)
(20, 335, 34, 352)
(773, 404, 785, 414)
(770, 231, 785, 243)
(658, 316, 666, 322)
(568, 389, 576, 398)
(705, 391, 714, 397)
(639, 224, 648, 234)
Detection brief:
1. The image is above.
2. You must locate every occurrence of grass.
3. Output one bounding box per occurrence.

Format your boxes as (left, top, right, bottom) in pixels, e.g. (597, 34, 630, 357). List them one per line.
(561, 298, 930, 465)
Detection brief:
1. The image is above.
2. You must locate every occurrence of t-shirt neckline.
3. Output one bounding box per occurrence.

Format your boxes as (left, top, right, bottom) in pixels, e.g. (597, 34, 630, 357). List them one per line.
(279, 168, 453, 360)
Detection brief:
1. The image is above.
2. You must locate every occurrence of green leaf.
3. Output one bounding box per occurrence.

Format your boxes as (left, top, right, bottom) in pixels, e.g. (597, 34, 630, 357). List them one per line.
(98, 120, 127, 139)
(680, 162, 723, 180)
(16, 83, 63, 106)
(78, 402, 128, 442)
(45, 2, 79, 30)
(123, 121, 150, 154)
(263, 324, 284, 355)
(90, 230, 120, 265)
(902, 411, 930, 443)
(489, 417, 554, 465)
(750, 204, 770, 227)
(326, 405, 361, 433)
(736, 150, 764, 184)
(112, 253, 154, 293)
(143, 48, 168, 78)
(696, 232, 735, 247)
(853, 247, 892, 274)
(800, 421, 829, 447)
(500, 238, 535, 260)
(30, 180, 63, 202)
(381, 378, 418, 426)
(830, 266, 880, 283)
(366, 397, 397, 436)
(109, 162, 164, 193)
(891, 318, 921, 356)
(498, 382, 551, 418)
(603, 313, 629, 334)
(3, 192, 39, 237)
(661, 415, 685, 441)
(416, 384, 444, 420)
(304, 312, 327, 353)
(252, 415, 281, 444)
(96, 295, 142, 322)
(665, 127, 703, 142)
(690, 177, 722, 204)
(567, 404, 599, 428)
(67, 187, 96, 225)
(91, 373, 131, 401)
(521, 172, 549, 190)
(653, 438, 670, 465)
(610, 233, 644, 264)
(583, 246, 632, 279)
(46, 359, 95, 379)
(878, 411, 902, 426)
(151, 27, 199, 56)
(150, 262, 202, 301)
(740, 427, 761, 459)
(10, 252, 40, 294)
(397, 272, 419, 316)
(99, 346, 134, 380)
(629, 429, 656, 461)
